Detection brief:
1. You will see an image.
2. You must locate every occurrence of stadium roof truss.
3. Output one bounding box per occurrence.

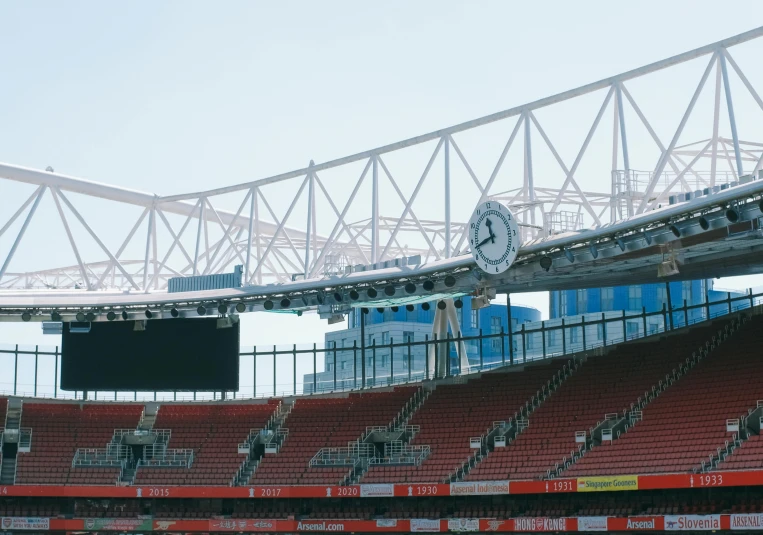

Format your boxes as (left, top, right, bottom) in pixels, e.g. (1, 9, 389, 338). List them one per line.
(2, 27, 763, 319)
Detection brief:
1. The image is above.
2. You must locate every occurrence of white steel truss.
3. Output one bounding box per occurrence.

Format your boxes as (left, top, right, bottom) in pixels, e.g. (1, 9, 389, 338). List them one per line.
(2, 27, 763, 293)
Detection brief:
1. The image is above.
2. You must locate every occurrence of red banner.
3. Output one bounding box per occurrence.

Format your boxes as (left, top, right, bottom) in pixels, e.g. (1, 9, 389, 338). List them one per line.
(2, 468, 763, 500)
(0, 515, 756, 532)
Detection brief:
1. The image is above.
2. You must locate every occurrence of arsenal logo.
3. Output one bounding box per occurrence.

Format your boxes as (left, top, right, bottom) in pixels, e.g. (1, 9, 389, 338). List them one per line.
(85, 519, 96, 530)
(2, 518, 12, 529)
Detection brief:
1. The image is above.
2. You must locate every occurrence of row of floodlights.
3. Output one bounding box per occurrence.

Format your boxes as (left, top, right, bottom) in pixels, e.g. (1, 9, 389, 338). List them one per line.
(18, 275, 460, 322)
(536, 202, 753, 273)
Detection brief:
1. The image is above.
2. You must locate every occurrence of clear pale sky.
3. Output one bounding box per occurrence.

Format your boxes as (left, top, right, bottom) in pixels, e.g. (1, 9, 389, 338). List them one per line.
(1, 1, 762, 362)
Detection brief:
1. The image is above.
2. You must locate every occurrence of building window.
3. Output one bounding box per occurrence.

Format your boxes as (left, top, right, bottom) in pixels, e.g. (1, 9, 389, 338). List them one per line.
(649, 322, 660, 335)
(596, 323, 604, 340)
(327, 362, 332, 371)
(491, 316, 501, 352)
(560, 291, 568, 315)
(548, 329, 557, 347)
(381, 332, 390, 345)
(526, 332, 533, 350)
(340, 361, 347, 370)
(403, 331, 414, 343)
(682, 281, 692, 304)
(381, 354, 388, 368)
(471, 310, 479, 329)
(656, 285, 668, 312)
(576, 289, 587, 315)
(628, 286, 642, 311)
(570, 327, 579, 345)
(626, 321, 639, 339)
(600, 287, 614, 311)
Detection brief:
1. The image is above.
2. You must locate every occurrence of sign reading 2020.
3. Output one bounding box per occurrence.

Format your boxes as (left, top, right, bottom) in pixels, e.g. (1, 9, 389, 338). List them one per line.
(468, 200, 519, 275)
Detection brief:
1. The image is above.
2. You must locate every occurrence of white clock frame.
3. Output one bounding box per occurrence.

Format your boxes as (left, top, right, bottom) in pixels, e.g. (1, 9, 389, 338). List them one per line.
(468, 200, 520, 274)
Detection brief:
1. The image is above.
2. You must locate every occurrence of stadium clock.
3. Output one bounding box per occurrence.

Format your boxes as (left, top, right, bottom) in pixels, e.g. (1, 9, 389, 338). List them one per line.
(468, 200, 519, 274)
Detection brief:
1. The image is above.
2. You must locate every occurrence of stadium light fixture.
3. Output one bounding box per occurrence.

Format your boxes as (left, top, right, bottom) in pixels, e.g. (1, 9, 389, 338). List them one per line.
(218, 303, 228, 315)
(759, 198, 763, 213)
(361, 307, 369, 314)
(170, 308, 179, 318)
(280, 298, 291, 308)
(263, 300, 274, 311)
(391, 306, 399, 312)
(423, 280, 435, 291)
(444, 275, 456, 288)
(121, 310, 129, 321)
(235, 302, 246, 313)
(144, 309, 153, 319)
(405, 304, 415, 312)
(616, 237, 626, 252)
(86, 312, 96, 322)
(589, 242, 599, 259)
(564, 249, 575, 263)
(107, 311, 117, 321)
(437, 300, 446, 310)
(643, 231, 652, 245)
(404, 282, 416, 294)
(367, 288, 378, 299)
(698, 216, 709, 231)
(349, 290, 360, 301)
(316, 290, 325, 305)
(421, 302, 431, 311)
(376, 307, 384, 314)
(333, 292, 343, 302)
(197, 305, 207, 316)
(51, 311, 62, 322)
(384, 285, 396, 296)
(21, 312, 31, 322)
(670, 224, 681, 238)
(454, 299, 463, 309)
(726, 207, 739, 223)
(76, 312, 85, 322)
(539, 256, 552, 272)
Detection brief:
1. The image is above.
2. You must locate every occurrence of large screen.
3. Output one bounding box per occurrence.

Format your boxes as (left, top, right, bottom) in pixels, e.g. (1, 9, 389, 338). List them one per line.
(61, 318, 239, 391)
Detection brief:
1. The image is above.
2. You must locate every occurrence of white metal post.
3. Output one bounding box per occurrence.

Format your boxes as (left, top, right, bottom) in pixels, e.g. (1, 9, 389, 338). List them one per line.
(304, 161, 315, 278)
(245, 187, 256, 282)
(193, 198, 205, 276)
(444, 135, 451, 259)
(371, 155, 379, 264)
(711, 55, 722, 186)
(719, 51, 744, 177)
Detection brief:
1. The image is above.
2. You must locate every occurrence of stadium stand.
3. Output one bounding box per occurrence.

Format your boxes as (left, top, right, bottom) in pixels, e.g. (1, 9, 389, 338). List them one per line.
(466, 321, 726, 481)
(15, 403, 143, 485)
(563, 316, 756, 475)
(719, 433, 763, 470)
(249, 387, 419, 485)
(361, 360, 568, 483)
(133, 401, 280, 486)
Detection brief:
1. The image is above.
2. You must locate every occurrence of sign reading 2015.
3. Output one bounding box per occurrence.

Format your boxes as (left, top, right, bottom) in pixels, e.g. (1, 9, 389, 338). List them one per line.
(469, 201, 519, 274)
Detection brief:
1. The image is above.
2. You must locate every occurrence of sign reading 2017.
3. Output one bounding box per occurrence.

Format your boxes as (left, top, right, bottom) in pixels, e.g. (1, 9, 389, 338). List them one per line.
(468, 201, 519, 274)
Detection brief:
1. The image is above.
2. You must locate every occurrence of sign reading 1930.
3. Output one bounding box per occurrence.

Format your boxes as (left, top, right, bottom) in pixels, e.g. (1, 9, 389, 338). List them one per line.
(468, 200, 519, 274)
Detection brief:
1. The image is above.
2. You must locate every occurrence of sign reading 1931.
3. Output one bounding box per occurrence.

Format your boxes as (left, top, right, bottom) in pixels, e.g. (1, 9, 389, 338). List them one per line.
(468, 200, 519, 274)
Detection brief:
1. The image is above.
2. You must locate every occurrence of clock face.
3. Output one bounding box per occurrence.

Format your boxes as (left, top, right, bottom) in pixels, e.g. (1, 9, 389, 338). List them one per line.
(468, 201, 519, 274)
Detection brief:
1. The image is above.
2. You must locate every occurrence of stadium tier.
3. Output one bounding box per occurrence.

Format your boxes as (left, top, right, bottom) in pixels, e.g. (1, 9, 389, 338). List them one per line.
(249, 387, 419, 486)
(361, 360, 568, 483)
(1, 312, 762, 492)
(464, 320, 729, 481)
(564, 315, 760, 476)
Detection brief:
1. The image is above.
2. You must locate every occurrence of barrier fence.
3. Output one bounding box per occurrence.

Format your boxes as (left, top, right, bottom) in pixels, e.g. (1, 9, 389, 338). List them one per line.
(0, 289, 759, 401)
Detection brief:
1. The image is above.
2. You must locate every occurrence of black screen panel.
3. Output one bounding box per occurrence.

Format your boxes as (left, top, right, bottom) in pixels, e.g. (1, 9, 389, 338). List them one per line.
(61, 318, 239, 391)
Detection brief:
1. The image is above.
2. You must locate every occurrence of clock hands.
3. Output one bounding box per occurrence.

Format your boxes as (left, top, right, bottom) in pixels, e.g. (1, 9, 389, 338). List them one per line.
(475, 218, 497, 249)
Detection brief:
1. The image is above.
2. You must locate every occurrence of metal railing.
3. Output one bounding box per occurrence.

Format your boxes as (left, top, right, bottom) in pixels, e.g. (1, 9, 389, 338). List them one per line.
(2, 290, 761, 401)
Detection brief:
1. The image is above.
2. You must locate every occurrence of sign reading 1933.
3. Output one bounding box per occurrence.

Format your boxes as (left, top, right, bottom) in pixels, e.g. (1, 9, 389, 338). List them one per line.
(468, 201, 519, 275)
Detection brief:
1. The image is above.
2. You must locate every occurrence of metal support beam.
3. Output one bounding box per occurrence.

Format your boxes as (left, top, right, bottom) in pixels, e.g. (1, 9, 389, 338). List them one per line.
(719, 51, 744, 177)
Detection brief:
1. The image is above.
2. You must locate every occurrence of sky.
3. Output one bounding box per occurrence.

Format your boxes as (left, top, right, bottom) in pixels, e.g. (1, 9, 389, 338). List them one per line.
(1, 2, 763, 395)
